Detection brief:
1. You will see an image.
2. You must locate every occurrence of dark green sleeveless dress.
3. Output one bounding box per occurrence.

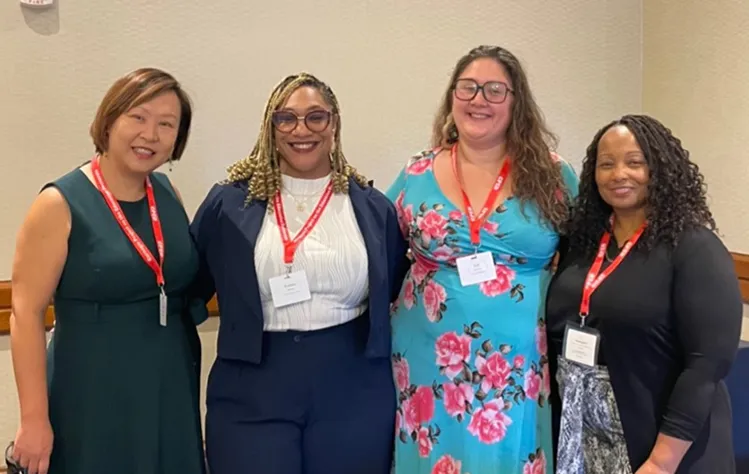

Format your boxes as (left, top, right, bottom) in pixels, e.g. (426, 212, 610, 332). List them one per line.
(44, 168, 206, 474)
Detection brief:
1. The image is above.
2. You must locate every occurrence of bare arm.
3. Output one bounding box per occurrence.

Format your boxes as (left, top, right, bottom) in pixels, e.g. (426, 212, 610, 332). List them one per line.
(10, 187, 70, 423)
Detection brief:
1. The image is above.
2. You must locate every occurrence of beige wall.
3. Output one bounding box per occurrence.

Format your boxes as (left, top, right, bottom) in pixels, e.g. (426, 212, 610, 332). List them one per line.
(643, 0, 749, 253)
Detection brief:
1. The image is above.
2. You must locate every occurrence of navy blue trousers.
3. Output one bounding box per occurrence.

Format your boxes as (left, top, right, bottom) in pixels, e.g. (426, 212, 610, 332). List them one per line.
(205, 315, 397, 474)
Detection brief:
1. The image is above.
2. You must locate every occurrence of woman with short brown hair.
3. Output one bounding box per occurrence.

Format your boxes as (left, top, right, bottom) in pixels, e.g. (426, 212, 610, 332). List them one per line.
(8, 67, 206, 474)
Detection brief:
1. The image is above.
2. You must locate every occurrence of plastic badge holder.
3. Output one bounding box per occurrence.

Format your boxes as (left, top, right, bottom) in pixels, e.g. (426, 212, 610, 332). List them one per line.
(20, 0, 54, 6)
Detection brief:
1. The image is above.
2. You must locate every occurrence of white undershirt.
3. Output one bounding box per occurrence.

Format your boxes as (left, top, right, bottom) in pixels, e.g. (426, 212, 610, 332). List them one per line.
(254, 173, 369, 331)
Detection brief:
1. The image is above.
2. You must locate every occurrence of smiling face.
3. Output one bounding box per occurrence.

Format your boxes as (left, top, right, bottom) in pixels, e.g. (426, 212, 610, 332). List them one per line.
(451, 58, 514, 148)
(595, 124, 650, 215)
(272, 85, 336, 179)
(106, 91, 181, 175)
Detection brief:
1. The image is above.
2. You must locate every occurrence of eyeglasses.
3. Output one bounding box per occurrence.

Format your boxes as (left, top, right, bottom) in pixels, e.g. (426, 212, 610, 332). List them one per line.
(453, 79, 514, 104)
(271, 110, 333, 133)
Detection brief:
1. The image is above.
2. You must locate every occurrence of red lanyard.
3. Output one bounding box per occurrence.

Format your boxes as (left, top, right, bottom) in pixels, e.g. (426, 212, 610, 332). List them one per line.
(579, 218, 647, 323)
(273, 182, 334, 266)
(451, 143, 511, 246)
(91, 155, 165, 290)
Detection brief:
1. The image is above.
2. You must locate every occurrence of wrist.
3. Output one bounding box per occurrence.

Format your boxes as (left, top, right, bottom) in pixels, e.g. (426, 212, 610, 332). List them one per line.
(646, 454, 676, 474)
(20, 406, 49, 424)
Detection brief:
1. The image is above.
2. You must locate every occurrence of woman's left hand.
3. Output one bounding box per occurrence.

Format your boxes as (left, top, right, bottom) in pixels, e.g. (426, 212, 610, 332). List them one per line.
(634, 459, 671, 474)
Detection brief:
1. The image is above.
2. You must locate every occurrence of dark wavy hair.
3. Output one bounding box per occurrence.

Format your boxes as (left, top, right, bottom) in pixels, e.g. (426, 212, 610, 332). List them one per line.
(566, 114, 716, 256)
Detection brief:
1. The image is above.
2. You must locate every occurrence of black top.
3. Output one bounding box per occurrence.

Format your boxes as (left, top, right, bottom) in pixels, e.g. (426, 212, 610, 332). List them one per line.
(546, 226, 743, 473)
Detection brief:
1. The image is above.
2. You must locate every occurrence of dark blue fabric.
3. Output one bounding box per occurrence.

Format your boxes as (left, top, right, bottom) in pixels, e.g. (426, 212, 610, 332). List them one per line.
(726, 340, 749, 472)
(204, 315, 396, 474)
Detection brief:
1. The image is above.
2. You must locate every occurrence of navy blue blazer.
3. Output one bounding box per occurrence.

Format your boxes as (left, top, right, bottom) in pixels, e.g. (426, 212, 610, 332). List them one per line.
(190, 177, 409, 364)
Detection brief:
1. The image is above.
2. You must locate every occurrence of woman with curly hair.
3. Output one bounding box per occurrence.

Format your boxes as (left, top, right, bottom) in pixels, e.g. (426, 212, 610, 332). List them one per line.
(386, 45, 578, 473)
(546, 115, 743, 474)
(190, 72, 408, 474)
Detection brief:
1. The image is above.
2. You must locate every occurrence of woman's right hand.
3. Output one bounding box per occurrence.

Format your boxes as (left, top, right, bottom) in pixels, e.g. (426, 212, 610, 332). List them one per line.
(12, 418, 53, 474)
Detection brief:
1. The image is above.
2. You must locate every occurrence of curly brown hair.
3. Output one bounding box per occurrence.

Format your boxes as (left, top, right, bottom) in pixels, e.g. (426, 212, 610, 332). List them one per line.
(226, 72, 368, 206)
(432, 45, 569, 230)
(566, 114, 716, 256)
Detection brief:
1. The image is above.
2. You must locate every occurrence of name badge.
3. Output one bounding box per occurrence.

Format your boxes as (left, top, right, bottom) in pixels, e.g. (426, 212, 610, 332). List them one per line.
(269, 270, 312, 308)
(562, 323, 600, 367)
(456, 251, 497, 286)
(159, 292, 167, 327)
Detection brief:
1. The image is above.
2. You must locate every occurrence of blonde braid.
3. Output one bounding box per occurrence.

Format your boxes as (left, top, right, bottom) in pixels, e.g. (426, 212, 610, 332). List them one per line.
(225, 73, 368, 207)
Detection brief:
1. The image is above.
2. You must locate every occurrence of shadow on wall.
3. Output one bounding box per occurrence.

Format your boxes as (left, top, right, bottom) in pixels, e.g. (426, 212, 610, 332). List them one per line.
(20, 0, 60, 36)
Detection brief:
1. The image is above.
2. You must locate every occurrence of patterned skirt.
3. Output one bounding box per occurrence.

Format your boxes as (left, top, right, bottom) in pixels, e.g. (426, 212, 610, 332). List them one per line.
(555, 357, 632, 474)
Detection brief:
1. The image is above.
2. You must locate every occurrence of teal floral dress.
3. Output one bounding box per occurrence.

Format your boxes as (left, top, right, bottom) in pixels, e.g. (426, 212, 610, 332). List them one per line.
(386, 148, 578, 474)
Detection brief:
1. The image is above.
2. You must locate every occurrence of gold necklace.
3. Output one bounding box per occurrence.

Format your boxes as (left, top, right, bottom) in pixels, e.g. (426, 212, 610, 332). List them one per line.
(283, 189, 322, 212)
(286, 194, 308, 212)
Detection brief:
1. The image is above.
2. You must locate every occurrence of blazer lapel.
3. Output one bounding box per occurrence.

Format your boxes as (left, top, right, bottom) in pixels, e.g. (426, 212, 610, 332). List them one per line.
(349, 181, 386, 317)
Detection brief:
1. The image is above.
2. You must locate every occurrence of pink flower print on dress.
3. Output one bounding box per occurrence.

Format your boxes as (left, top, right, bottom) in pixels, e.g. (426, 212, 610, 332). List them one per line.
(524, 368, 542, 401)
(431, 455, 463, 474)
(523, 449, 547, 474)
(475, 352, 512, 394)
(482, 219, 499, 235)
(423, 280, 447, 322)
(402, 386, 435, 434)
(478, 263, 516, 297)
(467, 399, 513, 444)
(536, 322, 548, 355)
(417, 427, 433, 457)
(411, 252, 439, 285)
(442, 382, 475, 419)
(407, 158, 432, 175)
(435, 332, 472, 379)
(393, 357, 410, 392)
(541, 362, 551, 399)
(394, 191, 415, 237)
(403, 279, 416, 309)
(417, 210, 449, 246)
(431, 245, 455, 263)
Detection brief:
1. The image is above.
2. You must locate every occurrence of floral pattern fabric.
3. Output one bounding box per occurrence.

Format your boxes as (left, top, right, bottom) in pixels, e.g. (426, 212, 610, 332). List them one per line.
(386, 148, 578, 474)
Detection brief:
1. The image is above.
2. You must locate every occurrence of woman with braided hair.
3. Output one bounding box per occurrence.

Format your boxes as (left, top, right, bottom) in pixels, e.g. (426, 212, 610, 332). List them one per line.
(190, 72, 408, 474)
(546, 114, 742, 473)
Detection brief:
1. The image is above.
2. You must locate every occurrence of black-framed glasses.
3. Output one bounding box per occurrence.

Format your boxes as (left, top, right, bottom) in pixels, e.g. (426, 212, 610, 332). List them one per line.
(271, 110, 333, 133)
(453, 79, 514, 104)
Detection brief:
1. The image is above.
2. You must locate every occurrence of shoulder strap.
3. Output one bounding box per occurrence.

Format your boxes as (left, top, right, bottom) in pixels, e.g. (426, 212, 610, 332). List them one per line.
(150, 171, 179, 201)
